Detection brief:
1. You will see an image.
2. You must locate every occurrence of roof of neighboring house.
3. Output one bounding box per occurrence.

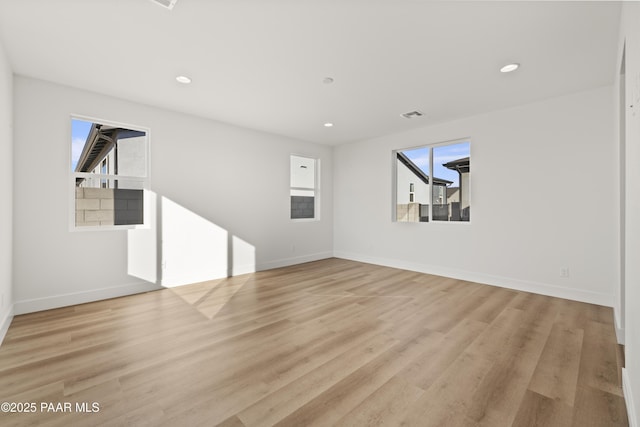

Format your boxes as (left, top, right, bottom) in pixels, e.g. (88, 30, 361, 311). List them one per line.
(75, 124, 146, 173)
(397, 152, 452, 186)
(442, 157, 470, 173)
(447, 187, 459, 198)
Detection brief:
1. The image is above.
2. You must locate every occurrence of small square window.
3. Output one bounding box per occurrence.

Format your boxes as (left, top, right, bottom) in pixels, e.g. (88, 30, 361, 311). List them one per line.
(394, 140, 470, 222)
(71, 117, 149, 230)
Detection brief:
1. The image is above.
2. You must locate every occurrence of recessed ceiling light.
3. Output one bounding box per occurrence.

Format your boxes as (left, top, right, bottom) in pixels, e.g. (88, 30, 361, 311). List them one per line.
(500, 63, 520, 73)
(324, 123, 334, 127)
(176, 75, 192, 84)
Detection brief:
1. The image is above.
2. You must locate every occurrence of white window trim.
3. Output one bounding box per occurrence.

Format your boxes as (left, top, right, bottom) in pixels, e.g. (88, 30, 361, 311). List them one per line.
(69, 114, 151, 232)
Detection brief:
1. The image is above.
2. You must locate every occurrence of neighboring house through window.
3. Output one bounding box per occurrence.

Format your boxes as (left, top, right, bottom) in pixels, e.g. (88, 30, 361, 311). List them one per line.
(395, 139, 470, 222)
(441, 154, 470, 221)
(71, 117, 149, 229)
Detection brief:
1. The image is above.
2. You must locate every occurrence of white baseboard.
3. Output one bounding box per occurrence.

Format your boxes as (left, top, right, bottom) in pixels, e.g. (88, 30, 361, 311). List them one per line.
(333, 251, 614, 307)
(230, 263, 256, 277)
(257, 251, 334, 272)
(14, 281, 161, 315)
(615, 311, 625, 345)
(161, 252, 333, 287)
(161, 267, 229, 288)
(0, 304, 14, 347)
(623, 368, 638, 427)
(12, 253, 333, 314)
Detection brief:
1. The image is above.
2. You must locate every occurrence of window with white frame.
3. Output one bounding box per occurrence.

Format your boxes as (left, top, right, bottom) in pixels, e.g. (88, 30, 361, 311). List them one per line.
(71, 116, 149, 229)
(394, 139, 470, 222)
(290, 154, 318, 220)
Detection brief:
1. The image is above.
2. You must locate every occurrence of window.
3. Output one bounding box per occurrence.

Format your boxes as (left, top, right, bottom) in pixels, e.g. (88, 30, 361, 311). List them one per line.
(71, 117, 149, 229)
(394, 139, 470, 222)
(290, 154, 318, 220)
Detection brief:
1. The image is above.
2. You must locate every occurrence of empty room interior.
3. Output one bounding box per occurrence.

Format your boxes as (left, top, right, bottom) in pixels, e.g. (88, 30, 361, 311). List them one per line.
(0, 0, 639, 426)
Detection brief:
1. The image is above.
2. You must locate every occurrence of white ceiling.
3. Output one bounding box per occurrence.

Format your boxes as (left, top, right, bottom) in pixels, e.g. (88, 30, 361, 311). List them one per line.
(0, 0, 621, 145)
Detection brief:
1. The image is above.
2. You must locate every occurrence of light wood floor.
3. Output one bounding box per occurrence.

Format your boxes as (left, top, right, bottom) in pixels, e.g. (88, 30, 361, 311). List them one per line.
(0, 258, 628, 426)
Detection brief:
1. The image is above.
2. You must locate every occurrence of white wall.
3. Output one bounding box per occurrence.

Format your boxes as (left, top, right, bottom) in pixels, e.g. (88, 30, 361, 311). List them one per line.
(12, 77, 333, 313)
(334, 86, 616, 306)
(0, 37, 13, 343)
(619, 3, 640, 426)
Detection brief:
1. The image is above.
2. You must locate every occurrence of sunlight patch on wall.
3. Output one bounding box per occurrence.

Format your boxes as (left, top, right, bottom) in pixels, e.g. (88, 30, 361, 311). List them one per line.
(127, 190, 157, 283)
(126, 193, 257, 318)
(232, 235, 256, 276)
(161, 197, 229, 287)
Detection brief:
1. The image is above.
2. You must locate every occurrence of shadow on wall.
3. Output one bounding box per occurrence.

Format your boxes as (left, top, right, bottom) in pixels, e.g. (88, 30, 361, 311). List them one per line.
(126, 192, 256, 318)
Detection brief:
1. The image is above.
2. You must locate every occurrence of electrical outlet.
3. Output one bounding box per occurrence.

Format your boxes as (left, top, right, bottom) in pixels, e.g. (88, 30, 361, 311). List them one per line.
(560, 267, 570, 278)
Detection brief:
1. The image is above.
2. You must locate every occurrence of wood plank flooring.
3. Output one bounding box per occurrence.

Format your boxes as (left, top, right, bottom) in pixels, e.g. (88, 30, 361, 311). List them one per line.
(0, 258, 628, 426)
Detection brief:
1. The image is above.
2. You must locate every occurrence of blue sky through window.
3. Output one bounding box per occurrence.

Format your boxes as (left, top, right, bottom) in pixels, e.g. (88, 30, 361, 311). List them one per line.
(71, 118, 92, 171)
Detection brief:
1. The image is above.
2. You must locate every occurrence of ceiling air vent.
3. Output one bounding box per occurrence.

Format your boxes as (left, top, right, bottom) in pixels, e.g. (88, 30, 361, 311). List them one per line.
(401, 110, 424, 119)
(150, 0, 178, 10)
